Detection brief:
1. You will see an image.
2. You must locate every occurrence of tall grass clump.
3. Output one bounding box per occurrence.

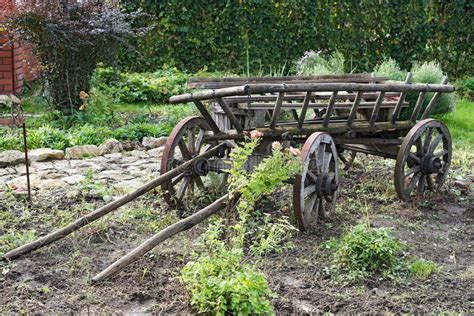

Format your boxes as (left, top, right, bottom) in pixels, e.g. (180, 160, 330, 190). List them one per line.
(373, 58, 405, 81)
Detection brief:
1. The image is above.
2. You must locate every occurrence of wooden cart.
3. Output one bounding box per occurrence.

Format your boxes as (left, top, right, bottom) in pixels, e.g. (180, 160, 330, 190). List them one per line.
(161, 73, 454, 231)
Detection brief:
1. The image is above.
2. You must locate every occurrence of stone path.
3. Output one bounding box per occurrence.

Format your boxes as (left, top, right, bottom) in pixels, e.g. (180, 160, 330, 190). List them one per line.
(0, 148, 164, 198)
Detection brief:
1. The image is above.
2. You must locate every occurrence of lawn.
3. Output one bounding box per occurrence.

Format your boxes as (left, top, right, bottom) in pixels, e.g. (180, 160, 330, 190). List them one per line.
(437, 100, 474, 150)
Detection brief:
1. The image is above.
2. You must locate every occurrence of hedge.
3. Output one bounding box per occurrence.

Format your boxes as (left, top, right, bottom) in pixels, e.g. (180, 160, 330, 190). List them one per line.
(120, 0, 472, 78)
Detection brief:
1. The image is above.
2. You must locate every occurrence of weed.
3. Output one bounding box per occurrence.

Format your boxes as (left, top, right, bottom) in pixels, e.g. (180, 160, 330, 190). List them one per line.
(409, 259, 440, 280)
(326, 224, 404, 281)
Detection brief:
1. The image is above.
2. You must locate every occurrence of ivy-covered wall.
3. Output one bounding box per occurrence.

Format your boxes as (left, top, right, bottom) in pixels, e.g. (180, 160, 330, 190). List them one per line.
(121, 0, 473, 78)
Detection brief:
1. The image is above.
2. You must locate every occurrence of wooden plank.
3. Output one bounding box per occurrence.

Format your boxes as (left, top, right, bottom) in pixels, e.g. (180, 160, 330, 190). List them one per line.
(421, 76, 449, 119)
(298, 91, 312, 129)
(347, 91, 363, 126)
(193, 100, 221, 134)
(270, 92, 285, 129)
(390, 72, 413, 124)
(247, 101, 407, 110)
(170, 82, 454, 104)
(369, 91, 386, 126)
(323, 91, 338, 128)
(223, 92, 400, 103)
(215, 97, 244, 133)
(410, 91, 427, 122)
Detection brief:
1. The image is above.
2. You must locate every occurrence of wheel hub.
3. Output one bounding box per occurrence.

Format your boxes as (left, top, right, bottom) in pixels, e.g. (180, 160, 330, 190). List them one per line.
(315, 173, 338, 197)
(194, 158, 209, 176)
(421, 155, 441, 174)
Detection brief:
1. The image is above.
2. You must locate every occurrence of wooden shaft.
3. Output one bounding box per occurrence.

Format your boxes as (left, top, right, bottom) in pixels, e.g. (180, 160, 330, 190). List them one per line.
(390, 72, 413, 124)
(91, 194, 230, 283)
(410, 92, 427, 122)
(170, 82, 454, 104)
(193, 100, 221, 134)
(270, 92, 285, 129)
(297, 91, 312, 129)
(223, 92, 402, 103)
(347, 91, 363, 126)
(247, 101, 406, 110)
(323, 91, 338, 127)
(369, 91, 386, 126)
(215, 98, 244, 133)
(3, 144, 227, 260)
(421, 76, 449, 119)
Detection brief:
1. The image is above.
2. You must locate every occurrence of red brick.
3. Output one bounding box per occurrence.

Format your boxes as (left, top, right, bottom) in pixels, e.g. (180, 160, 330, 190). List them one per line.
(2, 57, 11, 64)
(0, 64, 12, 71)
(0, 78, 12, 84)
(3, 71, 12, 78)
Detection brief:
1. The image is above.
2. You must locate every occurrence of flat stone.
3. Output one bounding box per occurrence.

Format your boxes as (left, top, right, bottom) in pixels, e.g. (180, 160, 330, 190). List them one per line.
(104, 152, 123, 159)
(142, 136, 167, 149)
(62, 174, 85, 185)
(147, 147, 164, 157)
(0, 150, 25, 167)
(128, 150, 149, 158)
(113, 179, 145, 193)
(29, 148, 64, 162)
(65, 145, 100, 159)
(98, 139, 123, 156)
(32, 161, 55, 171)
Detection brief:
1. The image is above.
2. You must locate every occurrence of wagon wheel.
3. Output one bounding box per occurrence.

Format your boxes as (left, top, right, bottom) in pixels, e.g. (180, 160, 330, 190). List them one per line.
(293, 132, 339, 231)
(160, 116, 224, 212)
(394, 119, 452, 201)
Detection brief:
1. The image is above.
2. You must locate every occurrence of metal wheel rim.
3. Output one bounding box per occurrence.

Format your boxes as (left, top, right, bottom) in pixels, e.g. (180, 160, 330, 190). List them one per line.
(293, 132, 339, 232)
(394, 119, 452, 201)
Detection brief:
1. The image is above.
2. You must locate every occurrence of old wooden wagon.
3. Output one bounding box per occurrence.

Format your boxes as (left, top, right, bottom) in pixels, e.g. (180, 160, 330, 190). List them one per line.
(5, 73, 455, 282)
(161, 73, 454, 231)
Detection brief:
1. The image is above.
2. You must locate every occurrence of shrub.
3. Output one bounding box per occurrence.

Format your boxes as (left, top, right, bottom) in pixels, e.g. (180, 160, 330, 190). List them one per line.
(327, 224, 404, 280)
(5, 3, 141, 114)
(456, 77, 474, 100)
(409, 259, 440, 280)
(296, 50, 345, 76)
(181, 138, 300, 314)
(373, 58, 406, 81)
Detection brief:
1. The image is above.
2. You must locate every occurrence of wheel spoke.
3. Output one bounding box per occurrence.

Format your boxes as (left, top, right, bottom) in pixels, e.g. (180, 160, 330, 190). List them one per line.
(415, 137, 423, 157)
(304, 184, 317, 197)
(195, 130, 205, 153)
(317, 198, 325, 219)
(433, 149, 448, 158)
(171, 172, 186, 186)
(423, 128, 433, 154)
(317, 144, 326, 174)
(304, 193, 318, 221)
(176, 176, 191, 201)
(408, 152, 421, 164)
(307, 170, 318, 183)
(178, 139, 192, 159)
(406, 172, 422, 194)
(427, 134, 443, 154)
(194, 176, 205, 189)
(417, 174, 426, 193)
(322, 151, 332, 173)
(405, 165, 421, 177)
(187, 129, 196, 153)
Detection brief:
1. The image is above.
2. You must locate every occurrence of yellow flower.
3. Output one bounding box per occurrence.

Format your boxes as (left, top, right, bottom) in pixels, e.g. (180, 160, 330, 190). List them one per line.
(79, 91, 89, 100)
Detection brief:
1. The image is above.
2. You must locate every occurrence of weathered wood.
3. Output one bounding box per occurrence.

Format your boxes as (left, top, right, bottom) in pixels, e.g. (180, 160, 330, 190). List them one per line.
(410, 92, 427, 122)
(347, 91, 363, 126)
(390, 73, 413, 124)
(215, 98, 244, 133)
(421, 76, 449, 119)
(91, 194, 231, 283)
(369, 92, 386, 126)
(3, 144, 227, 260)
(298, 91, 312, 129)
(203, 121, 414, 141)
(270, 92, 285, 129)
(170, 82, 453, 104)
(247, 101, 407, 110)
(0, 118, 16, 125)
(323, 91, 338, 128)
(223, 92, 401, 103)
(333, 137, 403, 145)
(193, 100, 221, 134)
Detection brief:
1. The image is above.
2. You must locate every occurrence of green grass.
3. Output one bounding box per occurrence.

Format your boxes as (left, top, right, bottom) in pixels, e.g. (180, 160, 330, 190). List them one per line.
(409, 259, 440, 280)
(437, 100, 474, 150)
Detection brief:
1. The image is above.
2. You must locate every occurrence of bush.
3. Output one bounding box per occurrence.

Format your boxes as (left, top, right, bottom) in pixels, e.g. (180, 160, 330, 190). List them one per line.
(327, 224, 404, 280)
(373, 58, 406, 81)
(409, 259, 440, 280)
(5, 3, 141, 114)
(296, 51, 345, 76)
(456, 77, 474, 100)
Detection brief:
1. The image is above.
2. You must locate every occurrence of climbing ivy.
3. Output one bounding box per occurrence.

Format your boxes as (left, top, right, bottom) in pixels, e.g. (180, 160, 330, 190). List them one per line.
(121, 0, 472, 78)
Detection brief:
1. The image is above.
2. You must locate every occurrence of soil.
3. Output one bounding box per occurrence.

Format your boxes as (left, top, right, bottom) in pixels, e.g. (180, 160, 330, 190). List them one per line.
(0, 155, 472, 314)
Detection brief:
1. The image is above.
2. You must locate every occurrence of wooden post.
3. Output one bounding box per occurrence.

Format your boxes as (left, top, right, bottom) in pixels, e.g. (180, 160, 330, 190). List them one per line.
(91, 194, 231, 283)
(4, 144, 227, 260)
(323, 91, 338, 128)
(369, 92, 386, 126)
(270, 92, 285, 129)
(410, 92, 427, 123)
(390, 72, 413, 124)
(193, 100, 221, 134)
(298, 91, 312, 129)
(347, 91, 363, 126)
(421, 76, 449, 119)
(215, 97, 244, 133)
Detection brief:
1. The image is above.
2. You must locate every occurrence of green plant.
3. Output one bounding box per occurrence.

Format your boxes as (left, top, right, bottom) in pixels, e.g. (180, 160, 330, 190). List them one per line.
(181, 138, 300, 314)
(296, 50, 345, 76)
(456, 77, 474, 100)
(409, 259, 440, 280)
(326, 224, 404, 280)
(373, 58, 406, 81)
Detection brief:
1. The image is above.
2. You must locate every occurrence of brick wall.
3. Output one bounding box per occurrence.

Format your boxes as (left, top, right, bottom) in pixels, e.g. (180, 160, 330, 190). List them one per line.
(0, 0, 40, 95)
